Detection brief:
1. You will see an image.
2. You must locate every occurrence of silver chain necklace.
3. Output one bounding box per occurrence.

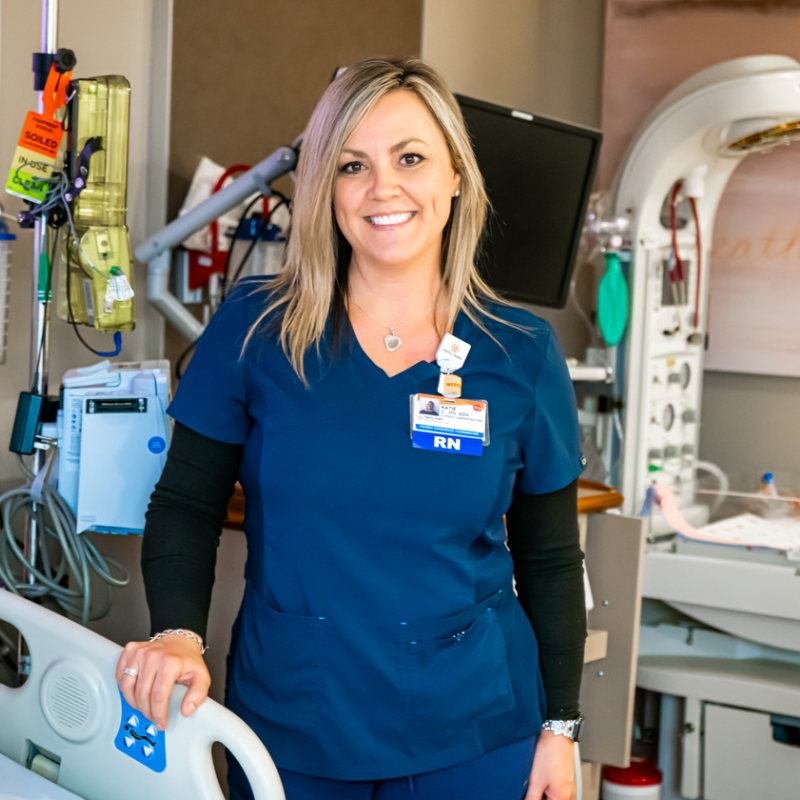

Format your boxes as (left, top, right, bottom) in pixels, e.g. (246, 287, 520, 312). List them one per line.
(349, 298, 436, 352)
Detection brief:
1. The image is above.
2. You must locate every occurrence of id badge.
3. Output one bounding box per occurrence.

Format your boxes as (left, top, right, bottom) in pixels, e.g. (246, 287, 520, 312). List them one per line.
(410, 393, 489, 456)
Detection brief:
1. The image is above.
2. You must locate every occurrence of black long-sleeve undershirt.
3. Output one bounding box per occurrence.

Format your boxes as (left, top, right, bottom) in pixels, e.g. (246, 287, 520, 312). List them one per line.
(141, 421, 586, 719)
(505, 482, 586, 719)
(141, 423, 240, 639)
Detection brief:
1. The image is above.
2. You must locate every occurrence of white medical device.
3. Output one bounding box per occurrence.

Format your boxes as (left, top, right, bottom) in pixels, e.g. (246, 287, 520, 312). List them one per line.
(607, 55, 800, 523)
(604, 55, 800, 800)
(0, 589, 285, 800)
(57, 360, 170, 534)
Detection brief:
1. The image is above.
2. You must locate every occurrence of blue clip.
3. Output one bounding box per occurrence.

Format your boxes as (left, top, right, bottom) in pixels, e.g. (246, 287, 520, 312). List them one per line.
(96, 331, 122, 358)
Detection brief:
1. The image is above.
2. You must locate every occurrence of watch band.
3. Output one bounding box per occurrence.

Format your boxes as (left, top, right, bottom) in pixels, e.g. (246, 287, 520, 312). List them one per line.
(541, 717, 584, 742)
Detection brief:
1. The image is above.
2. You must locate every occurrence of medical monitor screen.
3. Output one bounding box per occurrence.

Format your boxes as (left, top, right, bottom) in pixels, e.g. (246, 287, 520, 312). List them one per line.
(457, 95, 601, 309)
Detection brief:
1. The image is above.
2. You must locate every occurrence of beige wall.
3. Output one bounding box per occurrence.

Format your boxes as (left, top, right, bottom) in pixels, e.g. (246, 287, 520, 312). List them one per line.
(533, 0, 605, 129)
(422, 0, 541, 112)
(422, 0, 604, 129)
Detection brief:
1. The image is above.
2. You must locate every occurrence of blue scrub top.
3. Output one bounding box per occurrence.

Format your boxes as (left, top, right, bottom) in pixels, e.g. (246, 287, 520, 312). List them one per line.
(169, 278, 584, 781)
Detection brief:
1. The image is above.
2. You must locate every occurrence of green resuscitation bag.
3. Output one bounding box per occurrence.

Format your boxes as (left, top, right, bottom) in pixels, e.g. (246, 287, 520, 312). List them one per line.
(597, 251, 628, 347)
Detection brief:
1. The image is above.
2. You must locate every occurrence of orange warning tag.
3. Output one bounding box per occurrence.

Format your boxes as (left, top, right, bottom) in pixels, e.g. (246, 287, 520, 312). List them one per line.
(18, 112, 63, 159)
(5, 62, 71, 203)
(6, 112, 64, 202)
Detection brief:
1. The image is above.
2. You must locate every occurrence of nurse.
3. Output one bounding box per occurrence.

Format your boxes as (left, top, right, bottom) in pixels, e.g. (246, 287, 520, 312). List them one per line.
(117, 57, 587, 800)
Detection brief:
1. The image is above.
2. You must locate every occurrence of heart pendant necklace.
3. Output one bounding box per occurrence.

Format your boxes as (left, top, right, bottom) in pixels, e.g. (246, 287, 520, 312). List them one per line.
(350, 298, 436, 352)
(384, 329, 402, 352)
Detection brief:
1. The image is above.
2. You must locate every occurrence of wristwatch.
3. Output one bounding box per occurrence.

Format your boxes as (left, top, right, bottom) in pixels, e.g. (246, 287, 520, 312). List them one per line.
(541, 717, 584, 742)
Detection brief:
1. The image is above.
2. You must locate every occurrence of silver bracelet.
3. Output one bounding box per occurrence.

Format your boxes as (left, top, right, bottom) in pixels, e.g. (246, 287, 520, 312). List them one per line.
(149, 628, 208, 654)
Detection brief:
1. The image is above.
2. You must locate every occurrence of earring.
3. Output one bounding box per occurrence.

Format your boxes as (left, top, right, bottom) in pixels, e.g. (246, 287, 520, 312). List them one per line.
(453, 189, 460, 197)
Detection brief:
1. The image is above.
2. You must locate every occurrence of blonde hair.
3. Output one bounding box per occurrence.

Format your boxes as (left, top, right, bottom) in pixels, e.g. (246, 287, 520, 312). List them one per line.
(246, 56, 508, 382)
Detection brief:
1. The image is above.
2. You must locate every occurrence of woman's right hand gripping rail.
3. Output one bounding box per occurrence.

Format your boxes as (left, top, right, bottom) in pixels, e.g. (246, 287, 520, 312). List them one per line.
(116, 632, 211, 731)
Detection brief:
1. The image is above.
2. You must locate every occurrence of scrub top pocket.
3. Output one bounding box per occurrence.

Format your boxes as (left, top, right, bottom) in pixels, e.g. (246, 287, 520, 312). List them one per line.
(403, 602, 515, 740)
(231, 584, 330, 736)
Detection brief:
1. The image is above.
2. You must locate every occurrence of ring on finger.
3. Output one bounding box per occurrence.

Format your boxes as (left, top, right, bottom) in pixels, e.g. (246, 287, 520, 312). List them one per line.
(123, 667, 139, 678)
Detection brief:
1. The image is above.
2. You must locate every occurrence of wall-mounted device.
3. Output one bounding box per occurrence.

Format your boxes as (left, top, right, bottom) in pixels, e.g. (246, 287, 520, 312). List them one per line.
(456, 95, 602, 309)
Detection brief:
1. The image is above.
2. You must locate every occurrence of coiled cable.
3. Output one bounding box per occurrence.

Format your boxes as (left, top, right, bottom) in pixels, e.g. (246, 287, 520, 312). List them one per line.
(0, 453, 130, 625)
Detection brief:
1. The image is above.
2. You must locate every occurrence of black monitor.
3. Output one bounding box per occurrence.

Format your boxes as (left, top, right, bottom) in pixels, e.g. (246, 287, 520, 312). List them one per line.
(457, 95, 602, 309)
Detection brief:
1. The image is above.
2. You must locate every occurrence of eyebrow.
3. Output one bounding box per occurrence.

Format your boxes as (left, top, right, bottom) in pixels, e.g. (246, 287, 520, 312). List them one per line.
(341, 138, 430, 158)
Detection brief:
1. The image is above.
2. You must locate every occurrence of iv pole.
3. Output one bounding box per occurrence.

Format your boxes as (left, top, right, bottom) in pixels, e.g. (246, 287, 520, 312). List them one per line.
(19, 0, 59, 676)
(30, 2, 57, 406)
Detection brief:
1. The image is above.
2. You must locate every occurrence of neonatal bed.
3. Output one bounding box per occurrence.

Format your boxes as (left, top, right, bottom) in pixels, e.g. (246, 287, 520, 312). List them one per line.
(0, 589, 285, 800)
(583, 54, 800, 798)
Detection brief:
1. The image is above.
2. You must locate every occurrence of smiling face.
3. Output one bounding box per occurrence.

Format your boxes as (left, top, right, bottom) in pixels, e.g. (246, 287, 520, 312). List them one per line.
(334, 90, 461, 275)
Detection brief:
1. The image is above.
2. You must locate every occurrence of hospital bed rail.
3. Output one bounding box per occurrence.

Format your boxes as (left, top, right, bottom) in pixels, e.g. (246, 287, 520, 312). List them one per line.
(0, 588, 285, 800)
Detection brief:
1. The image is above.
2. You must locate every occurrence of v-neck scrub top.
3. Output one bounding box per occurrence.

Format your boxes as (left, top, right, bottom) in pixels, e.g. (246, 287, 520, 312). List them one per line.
(168, 278, 584, 781)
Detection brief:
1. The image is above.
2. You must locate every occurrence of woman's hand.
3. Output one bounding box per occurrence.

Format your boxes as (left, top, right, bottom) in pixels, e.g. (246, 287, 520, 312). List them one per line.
(525, 730, 576, 800)
(115, 634, 211, 731)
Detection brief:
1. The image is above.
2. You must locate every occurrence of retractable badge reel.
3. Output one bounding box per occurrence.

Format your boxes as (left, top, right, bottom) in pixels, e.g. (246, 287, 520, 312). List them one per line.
(436, 332, 469, 397)
(410, 333, 489, 456)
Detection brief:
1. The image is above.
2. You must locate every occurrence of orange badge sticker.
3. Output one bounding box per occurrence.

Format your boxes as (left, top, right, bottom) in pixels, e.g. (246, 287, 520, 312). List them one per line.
(439, 373, 463, 398)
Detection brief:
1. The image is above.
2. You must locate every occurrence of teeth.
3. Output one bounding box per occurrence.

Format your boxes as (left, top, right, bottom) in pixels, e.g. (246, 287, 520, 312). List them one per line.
(369, 212, 413, 226)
